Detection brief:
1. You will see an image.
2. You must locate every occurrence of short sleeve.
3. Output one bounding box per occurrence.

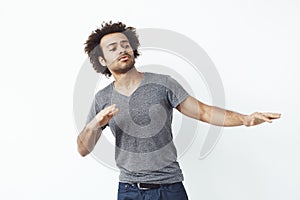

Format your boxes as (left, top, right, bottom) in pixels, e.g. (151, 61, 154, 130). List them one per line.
(165, 75, 190, 108)
(85, 96, 108, 130)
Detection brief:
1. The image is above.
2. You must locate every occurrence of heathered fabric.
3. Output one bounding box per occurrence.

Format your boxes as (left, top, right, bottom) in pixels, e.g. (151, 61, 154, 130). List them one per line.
(86, 72, 189, 184)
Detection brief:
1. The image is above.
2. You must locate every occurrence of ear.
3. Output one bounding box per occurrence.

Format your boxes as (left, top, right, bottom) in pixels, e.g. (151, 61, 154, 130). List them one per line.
(98, 56, 106, 66)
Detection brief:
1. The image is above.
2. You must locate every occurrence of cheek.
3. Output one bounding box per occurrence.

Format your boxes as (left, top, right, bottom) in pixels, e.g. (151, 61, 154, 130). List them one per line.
(128, 48, 135, 56)
(129, 46, 135, 53)
(105, 53, 119, 63)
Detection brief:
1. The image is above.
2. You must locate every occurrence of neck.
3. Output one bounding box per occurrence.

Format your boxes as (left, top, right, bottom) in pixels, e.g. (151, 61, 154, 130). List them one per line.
(112, 67, 143, 88)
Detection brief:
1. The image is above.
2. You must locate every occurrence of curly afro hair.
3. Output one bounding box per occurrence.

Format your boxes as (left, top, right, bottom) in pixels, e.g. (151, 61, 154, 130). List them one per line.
(84, 21, 140, 77)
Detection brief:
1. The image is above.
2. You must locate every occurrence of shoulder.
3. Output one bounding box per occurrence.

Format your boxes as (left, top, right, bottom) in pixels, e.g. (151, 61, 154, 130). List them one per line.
(144, 72, 171, 83)
(94, 83, 113, 103)
(145, 72, 169, 78)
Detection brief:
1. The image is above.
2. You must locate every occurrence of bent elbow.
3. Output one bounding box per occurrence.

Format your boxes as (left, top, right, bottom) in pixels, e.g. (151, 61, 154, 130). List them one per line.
(78, 146, 90, 157)
(77, 137, 90, 157)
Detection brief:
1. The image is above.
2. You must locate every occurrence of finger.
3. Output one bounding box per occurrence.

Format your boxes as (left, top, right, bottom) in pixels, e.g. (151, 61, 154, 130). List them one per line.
(255, 113, 272, 123)
(104, 109, 112, 116)
(101, 105, 115, 114)
(263, 113, 281, 119)
(98, 107, 116, 119)
(107, 108, 120, 116)
(113, 108, 120, 115)
(104, 104, 117, 113)
(105, 104, 116, 110)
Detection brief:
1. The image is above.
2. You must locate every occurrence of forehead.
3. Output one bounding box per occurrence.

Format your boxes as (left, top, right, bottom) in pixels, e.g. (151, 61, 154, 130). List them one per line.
(100, 32, 129, 47)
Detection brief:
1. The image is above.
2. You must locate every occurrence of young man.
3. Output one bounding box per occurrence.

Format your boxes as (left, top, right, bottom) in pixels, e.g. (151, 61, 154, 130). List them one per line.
(77, 21, 281, 200)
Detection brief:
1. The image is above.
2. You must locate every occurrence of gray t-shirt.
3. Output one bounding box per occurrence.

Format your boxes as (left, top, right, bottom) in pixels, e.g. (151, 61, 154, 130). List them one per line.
(86, 72, 189, 184)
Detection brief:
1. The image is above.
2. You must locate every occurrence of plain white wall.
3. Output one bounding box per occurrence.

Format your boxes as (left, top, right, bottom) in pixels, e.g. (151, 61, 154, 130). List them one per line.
(0, 0, 299, 199)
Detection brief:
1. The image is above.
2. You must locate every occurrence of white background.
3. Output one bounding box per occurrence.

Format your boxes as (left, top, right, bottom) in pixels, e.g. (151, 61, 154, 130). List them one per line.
(1, 0, 299, 199)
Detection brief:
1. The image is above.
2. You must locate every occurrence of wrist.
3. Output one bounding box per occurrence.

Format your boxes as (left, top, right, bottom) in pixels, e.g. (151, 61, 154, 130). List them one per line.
(86, 118, 102, 131)
(240, 114, 248, 126)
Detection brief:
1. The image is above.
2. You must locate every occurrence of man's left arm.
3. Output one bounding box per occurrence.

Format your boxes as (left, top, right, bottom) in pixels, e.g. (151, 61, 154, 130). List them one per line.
(176, 96, 281, 127)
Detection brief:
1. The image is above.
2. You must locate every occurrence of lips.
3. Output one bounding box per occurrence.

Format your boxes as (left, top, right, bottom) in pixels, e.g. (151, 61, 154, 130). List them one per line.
(119, 54, 130, 62)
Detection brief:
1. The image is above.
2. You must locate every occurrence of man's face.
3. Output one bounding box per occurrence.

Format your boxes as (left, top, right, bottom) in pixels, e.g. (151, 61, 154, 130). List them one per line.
(99, 32, 135, 74)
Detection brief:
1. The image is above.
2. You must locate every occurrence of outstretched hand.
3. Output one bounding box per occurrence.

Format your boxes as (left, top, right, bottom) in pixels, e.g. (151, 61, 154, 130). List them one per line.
(243, 112, 281, 127)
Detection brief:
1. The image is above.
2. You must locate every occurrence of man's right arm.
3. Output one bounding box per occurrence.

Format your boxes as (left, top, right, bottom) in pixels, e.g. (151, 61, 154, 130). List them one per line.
(77, 104, 119, 157)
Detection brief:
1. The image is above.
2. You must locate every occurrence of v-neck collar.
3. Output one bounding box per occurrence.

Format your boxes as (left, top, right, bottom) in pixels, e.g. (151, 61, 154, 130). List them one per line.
(111, 72, 147, 98)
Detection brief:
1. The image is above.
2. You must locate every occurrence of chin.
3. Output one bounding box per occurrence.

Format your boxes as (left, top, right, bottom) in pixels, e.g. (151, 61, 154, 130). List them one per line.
(115, 64, 134, 74)
(119, 60, 135, 73)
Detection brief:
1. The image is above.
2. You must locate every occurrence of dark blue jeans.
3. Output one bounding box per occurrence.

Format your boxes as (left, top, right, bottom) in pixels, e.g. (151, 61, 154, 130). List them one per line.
(117, 182, 189, 200)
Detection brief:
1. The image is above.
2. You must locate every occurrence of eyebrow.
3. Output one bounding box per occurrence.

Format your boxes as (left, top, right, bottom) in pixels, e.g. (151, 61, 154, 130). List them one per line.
(106, 40, 129, 48)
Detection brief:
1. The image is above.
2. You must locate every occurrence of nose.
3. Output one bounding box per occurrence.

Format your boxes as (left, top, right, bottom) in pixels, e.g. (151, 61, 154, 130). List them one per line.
(119, 46, 128, 55)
